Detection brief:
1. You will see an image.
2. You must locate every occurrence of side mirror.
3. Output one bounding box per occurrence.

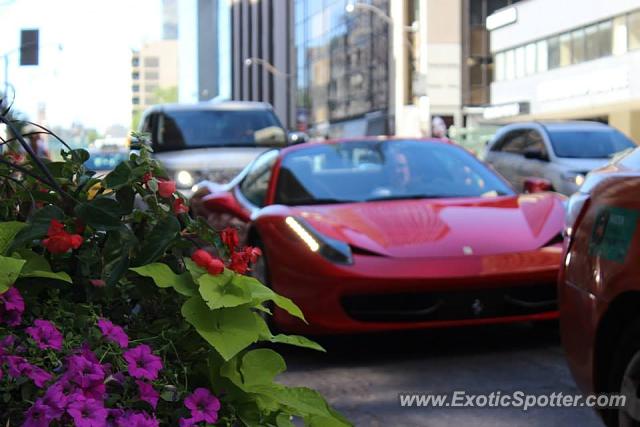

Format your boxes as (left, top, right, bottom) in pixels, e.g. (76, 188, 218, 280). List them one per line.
(523, 150, 548, 161)
(288, 131, 309, 145)
(523, 177, 553, 193)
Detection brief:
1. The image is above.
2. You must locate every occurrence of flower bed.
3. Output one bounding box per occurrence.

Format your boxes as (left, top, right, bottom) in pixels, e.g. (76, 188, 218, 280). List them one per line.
(0, 118, 349, 426)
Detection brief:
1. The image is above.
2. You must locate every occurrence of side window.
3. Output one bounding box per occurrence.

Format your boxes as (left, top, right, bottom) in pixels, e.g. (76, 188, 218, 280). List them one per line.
(496, 130, 528, 155)
(239, 151, 279, 207)
(525, 130, 548, 157)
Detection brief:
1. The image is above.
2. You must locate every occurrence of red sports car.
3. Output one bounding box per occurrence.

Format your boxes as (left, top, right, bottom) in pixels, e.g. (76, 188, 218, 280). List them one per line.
(560, 147, 640, 426)
(190, 138, 565, 334)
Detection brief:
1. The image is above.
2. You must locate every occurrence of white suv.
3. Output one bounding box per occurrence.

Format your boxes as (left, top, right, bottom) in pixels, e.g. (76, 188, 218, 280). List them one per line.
(484, 121, 635, 196)
(139, 101, 289, 196)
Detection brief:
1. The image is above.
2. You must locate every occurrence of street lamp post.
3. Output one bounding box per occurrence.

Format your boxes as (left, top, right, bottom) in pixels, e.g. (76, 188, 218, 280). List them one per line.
(244, 57, 292, 79)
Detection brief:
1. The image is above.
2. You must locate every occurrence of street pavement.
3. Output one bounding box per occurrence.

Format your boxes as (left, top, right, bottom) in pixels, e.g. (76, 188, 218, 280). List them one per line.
(278, 322, 604, 427)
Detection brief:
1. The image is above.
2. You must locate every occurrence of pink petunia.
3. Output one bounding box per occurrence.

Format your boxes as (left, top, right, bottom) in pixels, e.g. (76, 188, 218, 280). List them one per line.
(0, 287, 24, 326)
(22, 401, 54, 427)
(184, 387, 221, 424)
(123, 344, 163, 380)
(67, 396, 108, 427)
(136, 379, 159, 409)
(66, 354, 106, 388)
(26, 319, 63, 351)
(97, 318, 129, 348)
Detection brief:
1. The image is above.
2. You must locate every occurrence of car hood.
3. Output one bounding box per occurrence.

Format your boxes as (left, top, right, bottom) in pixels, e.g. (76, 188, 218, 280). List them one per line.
(154, 147, 268, 171)
(552, 157, 610, 173)
(290, 194, 565, 258)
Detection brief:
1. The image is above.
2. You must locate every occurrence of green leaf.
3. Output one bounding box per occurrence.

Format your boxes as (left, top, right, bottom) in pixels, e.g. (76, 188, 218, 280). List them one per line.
(181, 296, 259, 361)
(10, 205, 64, 251)
(116, 187, 135, 214)
(16, 249, 72, 283)
(0, 222, 26, 255)
(270, 334, 325, 352)
(104, 161, 133, 189)
(0, 256, 26, 293)
(132, 215, 180, 266)
(102, 227, 137, 286)
(75, 197, 123, 231)
(276, 413, 296, 427)
(197, 269, 251, 309)
(240, 349, 286, 387)
(130, 263, 197, 297)
(234, 275, 306, 322)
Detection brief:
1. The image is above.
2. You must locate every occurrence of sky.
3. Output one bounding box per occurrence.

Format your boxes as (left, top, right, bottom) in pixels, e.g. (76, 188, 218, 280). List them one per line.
(0, 0, 163, 133)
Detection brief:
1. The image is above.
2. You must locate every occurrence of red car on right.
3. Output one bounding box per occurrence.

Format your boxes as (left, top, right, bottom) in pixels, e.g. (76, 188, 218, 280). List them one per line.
(560, 146, 640, 426)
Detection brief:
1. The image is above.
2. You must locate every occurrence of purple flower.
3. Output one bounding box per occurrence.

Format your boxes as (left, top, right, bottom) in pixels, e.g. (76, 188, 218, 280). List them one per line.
(21, 362, 52, 387)
(38, 392, 65, 420)
(66, 396, 108, 427)
(26, 319, 63, 351)
(0, 287, 24, 326)
(136, 379, 159, 409)
(107, 408, 125, 427)
(123, 345, 162, 380)
(4, 354, 27, 377)
(184, 387, 221, 424)
(0, 334, 16, 353)
(23, 400, 53, 427)
(97, 318, 129, 348)
(67, 354, 105, 388)
(116, 411, 159, 427)
(46, 377, 78, 410)
(178, 418, 197, 427)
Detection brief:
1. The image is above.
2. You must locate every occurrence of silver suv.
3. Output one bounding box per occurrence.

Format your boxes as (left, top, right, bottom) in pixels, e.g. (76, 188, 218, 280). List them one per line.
(139, 101, 289, 196)
(484, 121, 635, 196)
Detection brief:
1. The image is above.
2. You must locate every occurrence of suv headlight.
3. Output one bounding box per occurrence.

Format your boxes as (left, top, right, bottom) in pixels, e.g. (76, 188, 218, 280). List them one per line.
(176, 170, 194, 188)
(562, 172, 586, 187)
(285, 216, 353, 265)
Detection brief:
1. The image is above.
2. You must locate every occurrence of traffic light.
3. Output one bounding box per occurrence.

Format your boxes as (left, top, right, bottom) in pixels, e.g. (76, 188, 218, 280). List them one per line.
(20, 29, 39, 66)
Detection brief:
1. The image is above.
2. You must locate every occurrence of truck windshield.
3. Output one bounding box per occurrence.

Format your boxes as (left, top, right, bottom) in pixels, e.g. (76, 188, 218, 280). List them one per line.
(153, 109, 287, 152)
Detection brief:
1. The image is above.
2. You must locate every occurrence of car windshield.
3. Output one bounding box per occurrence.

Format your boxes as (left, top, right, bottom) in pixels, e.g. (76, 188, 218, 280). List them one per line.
(154, 109, 287, 152)
(548, 129, 635, 158)
(275, 140, 514, 205)
(85, 151, 129, 171)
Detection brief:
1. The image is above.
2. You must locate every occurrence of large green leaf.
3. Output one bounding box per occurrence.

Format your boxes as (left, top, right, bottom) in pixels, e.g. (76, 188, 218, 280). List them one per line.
(74, 197, 123, 231)
(197, 269, 251, 309)
(181, 296, 259, 361)
(16, 249, 72, 283)
(104, 161, 134, 189)
(234, 275, 306, 322)
(0, 256, 26, 293)
(0, 222, 26, 255)
(240, 349, 286, 387)
(132, 215, 180, 266)
(253, 314, 324, 352)
(130, 263, 197, 297)
(10, 205, 64, 251)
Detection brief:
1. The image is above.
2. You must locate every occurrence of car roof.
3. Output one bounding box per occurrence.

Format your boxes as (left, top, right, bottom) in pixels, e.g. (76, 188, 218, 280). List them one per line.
(501, 120, 612, 132)
(279, 136, 455, 156)
(143, 100, 274, 114)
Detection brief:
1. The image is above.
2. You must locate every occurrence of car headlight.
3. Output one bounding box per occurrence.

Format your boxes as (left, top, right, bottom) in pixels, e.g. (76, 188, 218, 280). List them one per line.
(285, 216, 353, 265)
(176, 170, 194, 188)
(562, 172, 585, 187)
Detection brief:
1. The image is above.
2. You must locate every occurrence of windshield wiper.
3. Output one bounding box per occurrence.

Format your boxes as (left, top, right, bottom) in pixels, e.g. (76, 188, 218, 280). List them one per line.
(289, 198, 357, 205)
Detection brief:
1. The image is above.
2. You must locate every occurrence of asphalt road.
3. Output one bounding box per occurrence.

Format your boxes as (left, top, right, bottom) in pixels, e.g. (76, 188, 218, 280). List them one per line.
(278, 323, 604, 427)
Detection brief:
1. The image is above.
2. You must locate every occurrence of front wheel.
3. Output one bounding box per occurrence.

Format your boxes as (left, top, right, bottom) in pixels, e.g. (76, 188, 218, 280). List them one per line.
(607, 318, 640, 427)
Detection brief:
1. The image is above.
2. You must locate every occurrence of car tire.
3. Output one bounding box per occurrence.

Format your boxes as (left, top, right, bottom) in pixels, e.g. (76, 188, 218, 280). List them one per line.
(606, 318, 640, 427)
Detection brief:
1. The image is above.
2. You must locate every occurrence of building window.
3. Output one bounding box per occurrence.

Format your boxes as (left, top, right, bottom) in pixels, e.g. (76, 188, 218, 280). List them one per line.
(505, 49, 515, 80)
(547, 36, 560, 69)
(514, 46, 525, 78)
(132, 84, 140, 93)
(559, 33, 572, 66)
(132, 72, 140, 80)
(144, 57, 160, 67)
(525, 43, 536, 75)
(144, 71, 159, 80)
(132, 57, 140, 67)
(613, 16, 627, 55)
(145, 84, 159, 93)
(132, 97, 140, 105)
(495, 52, 505, 81)
(598, 20, 613, 57)
(536, 40, 548, 72)
(571, 29, 585, 64)
(629, 10, 640, 50)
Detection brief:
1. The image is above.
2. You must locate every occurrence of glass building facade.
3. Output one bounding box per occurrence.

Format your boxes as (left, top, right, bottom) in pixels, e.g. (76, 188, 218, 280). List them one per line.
(294, 0, 390, 133)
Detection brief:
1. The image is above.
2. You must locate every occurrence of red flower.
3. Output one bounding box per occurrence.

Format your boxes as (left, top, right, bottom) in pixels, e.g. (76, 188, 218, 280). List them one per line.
(173, 198, 189, 214)
(157, 180, 176, 198)
(142, 172, 153, 184)
(244, 246, 262, 264)
(220, 227, 239, 251)
(229, 251, 249, 274)
(191, 250, 224, 276)
(192, 249, 213, 269)
(42, 219, 83, 254)
(206, 258, 224, 275)
(89, 279, 106, 287)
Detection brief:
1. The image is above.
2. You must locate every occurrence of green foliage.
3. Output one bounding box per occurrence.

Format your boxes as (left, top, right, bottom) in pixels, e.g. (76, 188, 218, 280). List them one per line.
(0, 128, 349, 426)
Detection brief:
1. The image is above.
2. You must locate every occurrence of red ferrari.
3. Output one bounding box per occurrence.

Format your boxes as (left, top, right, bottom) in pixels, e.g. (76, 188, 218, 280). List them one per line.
(190, 138, 565, 334)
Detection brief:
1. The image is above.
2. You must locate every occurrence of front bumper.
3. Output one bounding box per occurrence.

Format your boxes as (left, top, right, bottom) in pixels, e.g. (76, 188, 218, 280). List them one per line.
(270, 246, 562, 334)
